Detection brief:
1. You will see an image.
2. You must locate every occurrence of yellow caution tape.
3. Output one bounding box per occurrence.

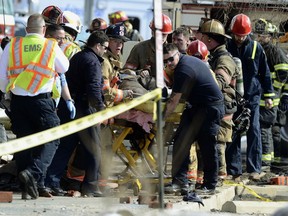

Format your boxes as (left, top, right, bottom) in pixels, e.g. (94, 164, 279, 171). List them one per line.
(224, 180, 272, 202)
(0, 88, 162, 157)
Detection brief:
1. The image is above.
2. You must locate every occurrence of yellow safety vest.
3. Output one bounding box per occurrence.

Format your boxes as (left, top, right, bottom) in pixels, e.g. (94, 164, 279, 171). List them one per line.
(7, 36, 60, 98)
(60, 41, 81, 60)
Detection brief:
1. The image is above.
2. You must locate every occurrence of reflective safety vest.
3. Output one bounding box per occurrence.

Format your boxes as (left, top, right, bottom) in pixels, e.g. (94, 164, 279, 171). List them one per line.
(60, 41, 81, 60)
(7, 36, 59, 98)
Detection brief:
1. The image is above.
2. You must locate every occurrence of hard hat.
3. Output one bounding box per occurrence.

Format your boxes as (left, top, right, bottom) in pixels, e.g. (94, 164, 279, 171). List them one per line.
(230, 13, 252, 36)
(105, 23, 129, 42)
(86, 18, 107, 33)
(186, 39, 209, 60)
(254, 18, 277, 34)
(149, 14, 173, 35)
(41, 5, 62, 25)
(57, 11, 82, 34)
(108, 11, 128, 25)
(200, 19, 231, 38)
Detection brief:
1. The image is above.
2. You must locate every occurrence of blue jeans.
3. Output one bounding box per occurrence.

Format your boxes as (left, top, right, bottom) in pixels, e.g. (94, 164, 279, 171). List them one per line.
(226, 101, 262, 175)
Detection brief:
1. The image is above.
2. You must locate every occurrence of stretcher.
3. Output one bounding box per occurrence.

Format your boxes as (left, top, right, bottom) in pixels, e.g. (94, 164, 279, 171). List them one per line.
(110, 101, 185, 195)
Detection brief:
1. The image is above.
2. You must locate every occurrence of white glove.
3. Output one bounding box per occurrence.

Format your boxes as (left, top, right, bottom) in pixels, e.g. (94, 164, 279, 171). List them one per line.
(66, 99, 76, 119)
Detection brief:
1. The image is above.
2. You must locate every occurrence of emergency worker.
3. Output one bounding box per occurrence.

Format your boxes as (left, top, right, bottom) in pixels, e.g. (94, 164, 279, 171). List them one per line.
(226, 14, 274, 180)
(60, 31, 109, 197)
(185, 39, 213, 186)
(86, 18, 108, 33)
(56, 11, 82, 59)
(254, 19, 288, 166)
(172, 27, 191, 54)
(44, 24, 76, 117)
(108, 10, 143, 41)
(102, 23, 134, 107)
(200, 19, 238, 180)
(44, 12, 82, 196)
(0, 14, 69, 199)
(163, 43, 224, 195)
(124, 13, 173, 89)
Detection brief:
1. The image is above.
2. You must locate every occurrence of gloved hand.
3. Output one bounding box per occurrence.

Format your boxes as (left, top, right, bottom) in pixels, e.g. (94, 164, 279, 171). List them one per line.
(123, 90, 134, 99)
(279, 95, 288, 112)
(66, 99, 76, 119)
(140, 69, 150, 77)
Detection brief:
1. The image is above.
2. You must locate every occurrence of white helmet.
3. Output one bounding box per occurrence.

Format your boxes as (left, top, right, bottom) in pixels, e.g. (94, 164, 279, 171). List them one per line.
(57, 11, 82, 34)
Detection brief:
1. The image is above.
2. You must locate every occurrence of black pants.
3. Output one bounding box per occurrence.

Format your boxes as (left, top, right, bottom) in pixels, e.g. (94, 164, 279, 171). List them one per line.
(45, 98, 102, 193)
(172, 103, 223, 189)
(11, 93, 60, 189)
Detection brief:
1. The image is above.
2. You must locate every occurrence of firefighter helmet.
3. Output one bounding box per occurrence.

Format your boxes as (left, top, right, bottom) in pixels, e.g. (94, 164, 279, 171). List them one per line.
(57, 11, 82, 33)
(254, 18, 277, 34)
(230, 14, 252, 36)
(86, 18, 107, 33)
(106, 23, 130, 42)
(149, 14, 173, 35)
(186, 39, 209, 60)
(41, 5, 62, 25)
(200, 19, 231, 38)
(108, 11, 129, 24)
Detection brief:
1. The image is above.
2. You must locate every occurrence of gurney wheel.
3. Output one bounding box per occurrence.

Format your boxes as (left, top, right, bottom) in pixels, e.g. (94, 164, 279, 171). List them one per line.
(133, 183, 140, 196)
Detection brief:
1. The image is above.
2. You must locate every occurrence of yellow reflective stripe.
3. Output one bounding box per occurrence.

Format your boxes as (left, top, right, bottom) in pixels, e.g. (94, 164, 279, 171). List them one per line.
(273, 80, 284, 89)
(27, 40, 55, 93)
(264, 93, 275, 97)
(271, 71, 276, 79)
(259, 98, 279, 106)
(274, 63, 288, 71)
(262, 154, 272, 161)
(273, 98, 280, 106)
(251, 41, 257, 60)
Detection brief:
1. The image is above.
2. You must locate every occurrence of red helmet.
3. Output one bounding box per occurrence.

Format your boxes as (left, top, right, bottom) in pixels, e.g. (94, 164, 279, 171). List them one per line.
(86, 18, 107, 33)
(230, 14, 252, 36)
(149, 14, 173, 35)
(108, 11, 128, 24)
(41, 5, 62, 25)
(186, 39, 209, 61)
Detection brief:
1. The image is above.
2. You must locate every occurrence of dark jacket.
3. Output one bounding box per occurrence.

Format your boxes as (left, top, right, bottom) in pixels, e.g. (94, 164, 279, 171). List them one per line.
(66, 47, 105, 111)
(227, 36, 274, 103)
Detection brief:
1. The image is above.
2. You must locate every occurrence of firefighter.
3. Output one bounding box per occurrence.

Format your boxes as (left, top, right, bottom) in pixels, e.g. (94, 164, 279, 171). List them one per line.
(185, 39, 213, 186)
(102, 23, 134, 107)
(86, 18, 108, 33)
(226, 14, 274, 180)
(254, 18, 288, 166)
(108, 10, 143, 41)
(45, 10, 82, 196)
(163, 43, 224, 195)
(200, 19, 238, 181)
(124, 13, 173, 90)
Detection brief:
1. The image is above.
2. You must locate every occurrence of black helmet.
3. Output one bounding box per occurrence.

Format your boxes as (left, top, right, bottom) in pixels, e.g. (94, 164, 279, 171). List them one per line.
(105, 23, 129, 42)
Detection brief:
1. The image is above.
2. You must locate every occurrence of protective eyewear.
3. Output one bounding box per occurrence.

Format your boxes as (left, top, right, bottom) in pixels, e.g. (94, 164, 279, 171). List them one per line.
(164, 52, 178, 64)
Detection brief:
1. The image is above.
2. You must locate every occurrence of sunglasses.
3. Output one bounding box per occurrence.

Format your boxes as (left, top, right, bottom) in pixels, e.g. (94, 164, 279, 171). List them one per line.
(164, 52, 178, 64)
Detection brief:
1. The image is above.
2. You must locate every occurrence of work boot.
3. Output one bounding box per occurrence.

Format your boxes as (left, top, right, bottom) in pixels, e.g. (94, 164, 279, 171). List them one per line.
(18, 170, 39, 199)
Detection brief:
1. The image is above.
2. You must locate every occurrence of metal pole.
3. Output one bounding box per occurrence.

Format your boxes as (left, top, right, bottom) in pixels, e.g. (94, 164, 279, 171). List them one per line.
(84, 0, 95, 27)
(153, 0, 164, 209)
